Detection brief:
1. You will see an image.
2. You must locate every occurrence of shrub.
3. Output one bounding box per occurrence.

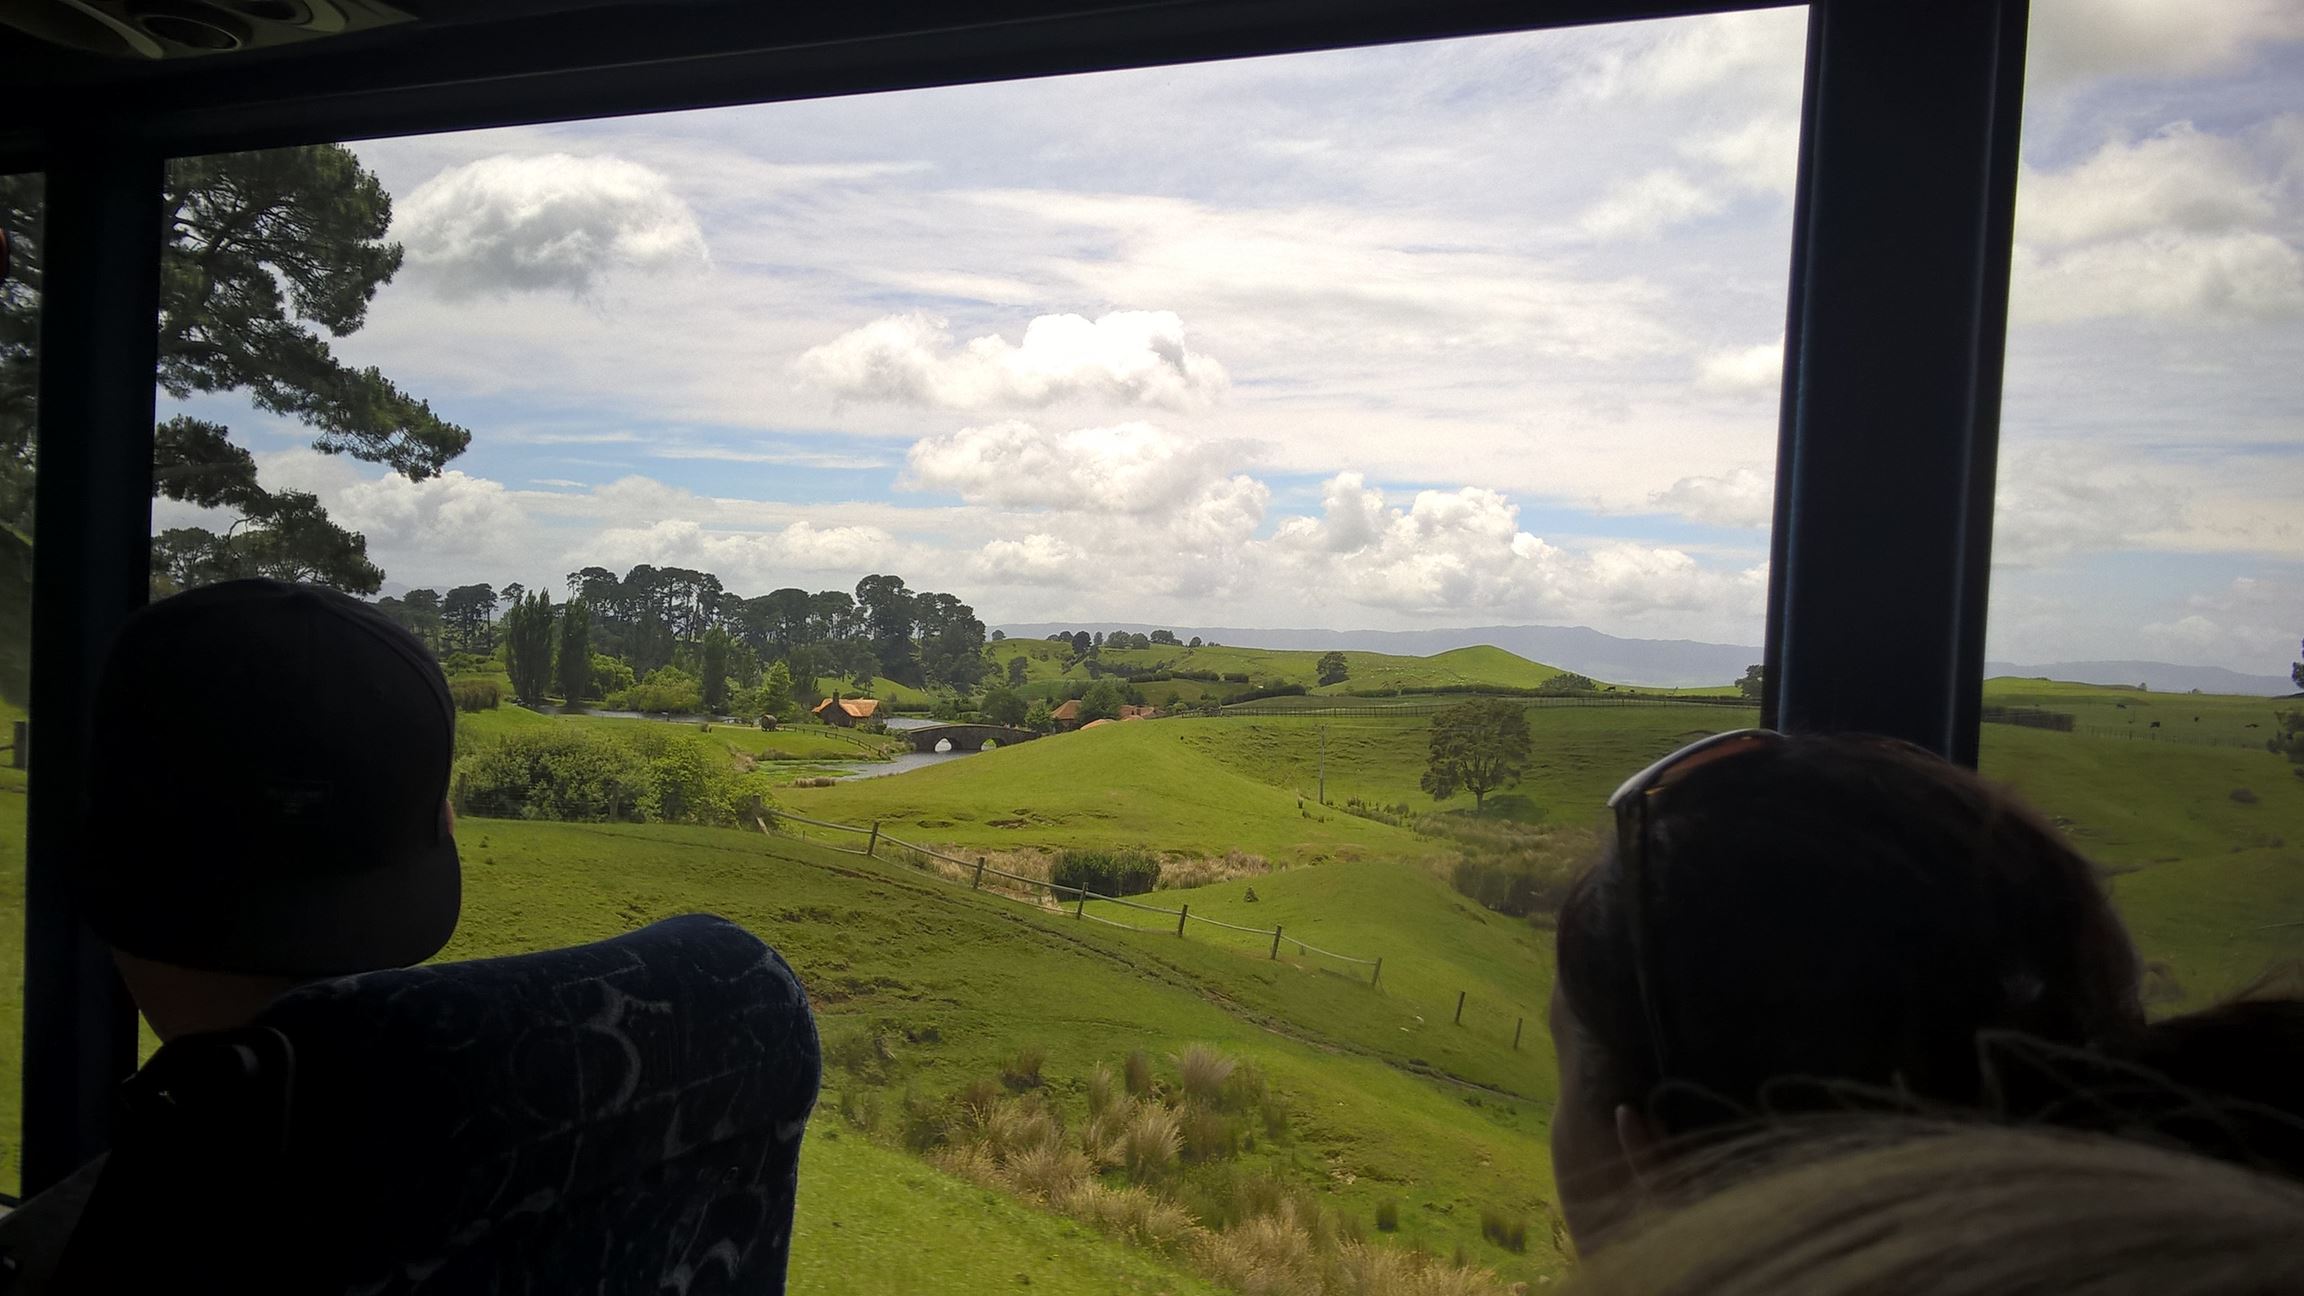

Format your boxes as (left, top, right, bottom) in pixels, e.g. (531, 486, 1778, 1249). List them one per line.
(823, 1027, 893, 1083)
(957, 1077, 1003, 1122)
(1180, 1107, 1239, 1163)
(898, 1088, 950, 1151)
(1002, 1045, 1047, 1090)
(1123, 1048, 1155, 1097)
(448, 677, 501, 712)
(613, 665, 705, 714)
(836, 1087, 883, 1133)
(1449, 852, 1579, 918)
(1374, 1201, 1399, 1232)
(1478, 1208, 1528, 1253)
(452, 727, 642, 820)
(1051, 847, 1161, 899)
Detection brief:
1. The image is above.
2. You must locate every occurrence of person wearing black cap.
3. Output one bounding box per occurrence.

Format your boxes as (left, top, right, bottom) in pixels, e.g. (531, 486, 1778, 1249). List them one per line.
(0, 578, 461, 1289)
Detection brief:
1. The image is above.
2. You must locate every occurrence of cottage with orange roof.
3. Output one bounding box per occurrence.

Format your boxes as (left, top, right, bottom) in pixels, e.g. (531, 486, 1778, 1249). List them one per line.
(812, 696, 880, 727)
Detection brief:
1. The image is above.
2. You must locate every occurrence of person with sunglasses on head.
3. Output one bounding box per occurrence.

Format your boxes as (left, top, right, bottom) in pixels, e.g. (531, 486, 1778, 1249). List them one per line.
(1548, 729, 2145, 1249)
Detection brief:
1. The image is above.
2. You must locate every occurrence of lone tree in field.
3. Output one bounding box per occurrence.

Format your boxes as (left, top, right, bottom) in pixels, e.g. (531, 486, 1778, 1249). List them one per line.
(1738, 664, 1765, 700)
(556, 599, 592, 706)
(1421, 699, 1532, 812)
(502, 588, 556, 706)
(2292, 637, 2302, 692)
(1317, 651, 1350, 686)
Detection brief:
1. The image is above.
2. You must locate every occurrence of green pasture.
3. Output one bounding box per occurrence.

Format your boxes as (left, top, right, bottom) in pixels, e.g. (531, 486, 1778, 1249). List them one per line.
(441, 819, 1566, 1285)
(1983, 675, 2292, 747)
(454, 702, 904, 764)
(788, 721, 1438, 865)
(791, 1128, 1223, 1295)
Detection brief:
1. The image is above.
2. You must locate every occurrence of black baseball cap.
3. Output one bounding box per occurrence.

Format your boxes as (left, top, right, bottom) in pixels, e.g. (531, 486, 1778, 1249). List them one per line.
(80, 579, 461, 976)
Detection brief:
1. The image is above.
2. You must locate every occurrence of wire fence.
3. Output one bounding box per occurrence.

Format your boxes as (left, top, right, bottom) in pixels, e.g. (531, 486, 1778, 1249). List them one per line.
(764, 807, 1386, 985)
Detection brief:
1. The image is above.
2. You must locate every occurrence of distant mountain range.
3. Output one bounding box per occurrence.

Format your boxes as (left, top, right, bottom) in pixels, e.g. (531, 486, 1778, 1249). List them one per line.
(993, 622, 2297, 696)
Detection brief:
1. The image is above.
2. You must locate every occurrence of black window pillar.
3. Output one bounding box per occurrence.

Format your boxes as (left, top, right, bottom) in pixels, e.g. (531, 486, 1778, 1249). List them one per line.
(23, 136, 159, 1193)
(1764, 0, 2028, 764)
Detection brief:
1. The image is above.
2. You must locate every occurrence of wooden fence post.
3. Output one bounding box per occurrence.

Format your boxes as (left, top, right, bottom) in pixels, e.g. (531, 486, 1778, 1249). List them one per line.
(1513, 1017, 1523, 1050)
(1177, 903, 1189, 937)
(1270, 925, 1283, 960)
(1075, 889, 1088, 918)
(9, 720, 23, 769)
(1370, 957, 1382, 989)
(972, 858, 986, 889)
(866, 822, 879, 857)
(1454, 990, 1466, 1025)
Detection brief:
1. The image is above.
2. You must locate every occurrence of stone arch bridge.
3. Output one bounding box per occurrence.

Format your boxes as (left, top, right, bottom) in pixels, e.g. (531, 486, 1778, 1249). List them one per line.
(901, 723, 1039, 752)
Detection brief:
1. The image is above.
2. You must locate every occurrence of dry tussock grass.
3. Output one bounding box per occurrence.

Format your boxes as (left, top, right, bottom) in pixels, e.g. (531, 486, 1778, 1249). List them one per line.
(1173, 1043, 1239, 1106)
(1332, 1241, 1514, 1296)
(1158, 848, 1273, 889)
(1004, 1143, 1094, 1203)
(1087, 1062, 1126, 1119)
(1050, 1178, 1203, 1253)
(1123, 1102, 1183, 1177)
(984, 1099, 1062, 1160)
(1193, 1215, 1324, 1296)
(1081, 1107, 1132, 1170)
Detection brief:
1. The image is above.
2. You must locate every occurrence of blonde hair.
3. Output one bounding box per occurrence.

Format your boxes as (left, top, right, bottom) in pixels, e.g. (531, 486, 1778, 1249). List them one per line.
(1568, 1121, 2304, 1295)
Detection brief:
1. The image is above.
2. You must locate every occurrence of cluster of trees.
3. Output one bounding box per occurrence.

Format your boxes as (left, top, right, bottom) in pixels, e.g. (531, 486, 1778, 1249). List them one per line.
(378, 567, 986, 719)
(1041, 628, 1209, 652)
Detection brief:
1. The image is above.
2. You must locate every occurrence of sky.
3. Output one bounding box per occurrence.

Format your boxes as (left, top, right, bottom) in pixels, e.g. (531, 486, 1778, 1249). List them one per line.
(157, 0, 2304, 674)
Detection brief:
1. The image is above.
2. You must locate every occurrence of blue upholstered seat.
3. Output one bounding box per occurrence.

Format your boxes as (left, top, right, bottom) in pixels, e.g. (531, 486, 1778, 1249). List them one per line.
(55, 914, 819, 1295)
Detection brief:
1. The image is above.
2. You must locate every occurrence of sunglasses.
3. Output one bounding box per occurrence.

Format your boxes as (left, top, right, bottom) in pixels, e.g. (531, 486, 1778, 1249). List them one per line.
(1605, 728, 1788, 1083)
(1604, 728, 1944, 1083)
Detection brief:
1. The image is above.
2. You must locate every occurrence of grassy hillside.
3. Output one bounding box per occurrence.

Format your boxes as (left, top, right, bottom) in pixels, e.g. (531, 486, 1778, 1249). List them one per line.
(1984, 676, 2290, 748)
(789, 721, 1438, 865)
(444, 819, 1565, 1286)
(1979, 724, 2304, 1003)
(983, 637, 1594, 704)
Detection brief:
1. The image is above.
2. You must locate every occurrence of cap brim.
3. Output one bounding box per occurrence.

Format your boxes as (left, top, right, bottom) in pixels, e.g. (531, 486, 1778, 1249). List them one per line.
(88, 837, 461, 978)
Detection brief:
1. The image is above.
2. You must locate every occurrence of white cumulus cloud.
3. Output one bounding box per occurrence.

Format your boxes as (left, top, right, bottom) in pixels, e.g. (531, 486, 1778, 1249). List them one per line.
(902, 420, 1237, 513)
(2017, 124, 2276, 246)
(2012, 123, 2304, 323)
(395, 153, 707, 297)
(796, 310, 1229, 411)
(1273, 473, 1767, 628)
(1578, 169, 1727, 240)
(1696, 339, 1783, 395)
(2027, 0, 2304, 88)
(1650, 467, 1774, 528)
(334, 468, 525, 555)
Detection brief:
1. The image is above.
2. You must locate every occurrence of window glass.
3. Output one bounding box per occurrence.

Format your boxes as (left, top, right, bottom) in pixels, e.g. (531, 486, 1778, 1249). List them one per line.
(1984, 6, 2304, 1008)
(1, 171, 42, 1199)
(153, 10, 1801, 1284)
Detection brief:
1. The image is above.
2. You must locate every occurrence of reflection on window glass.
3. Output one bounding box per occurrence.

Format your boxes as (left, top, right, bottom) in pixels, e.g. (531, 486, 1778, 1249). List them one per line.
(1, 171, 42, 1199)
(1984, 6, 2304, 1010)
(149, 10, 1803, 1287)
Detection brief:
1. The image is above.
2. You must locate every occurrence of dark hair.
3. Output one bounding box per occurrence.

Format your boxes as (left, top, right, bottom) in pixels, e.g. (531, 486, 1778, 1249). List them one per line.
(2003, 967, 2304, 1182)
(1557, 734, 2142, 1135)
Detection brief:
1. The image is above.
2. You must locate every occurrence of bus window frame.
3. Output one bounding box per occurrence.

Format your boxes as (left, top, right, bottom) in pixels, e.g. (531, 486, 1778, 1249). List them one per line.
(8, 0, 2030, 1196)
